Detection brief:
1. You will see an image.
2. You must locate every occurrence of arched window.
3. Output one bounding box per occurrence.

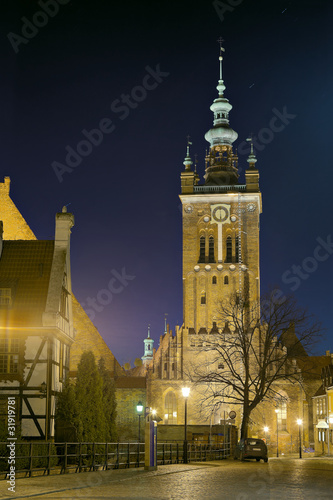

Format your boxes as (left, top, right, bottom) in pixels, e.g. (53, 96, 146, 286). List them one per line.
(164, 391, 177, 424)
(224, 275, 229, 285)
(201, 291, 206, 304)
(198, 236, 205, 263)
(212, 276, 217, 284)
(235, 236, 240, 263)
(209, 236, 215, 263)
(226, 236, 232, 263)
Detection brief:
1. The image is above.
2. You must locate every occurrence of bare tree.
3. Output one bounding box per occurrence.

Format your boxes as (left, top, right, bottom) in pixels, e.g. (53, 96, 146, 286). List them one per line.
(189, 290, 322, 439)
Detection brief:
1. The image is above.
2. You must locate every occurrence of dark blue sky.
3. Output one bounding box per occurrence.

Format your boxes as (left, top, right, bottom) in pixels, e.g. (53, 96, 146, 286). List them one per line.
(1, 0, 332, 364)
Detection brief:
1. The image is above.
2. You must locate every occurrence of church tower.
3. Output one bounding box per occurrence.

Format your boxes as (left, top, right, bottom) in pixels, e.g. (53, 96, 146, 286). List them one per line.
(180, 42, 262, 335)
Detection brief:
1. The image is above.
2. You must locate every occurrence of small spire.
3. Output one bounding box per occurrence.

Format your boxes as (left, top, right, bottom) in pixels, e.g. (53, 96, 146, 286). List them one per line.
(183, 136, 193, 171)
(147, 324, 151, 338)
(164, 313, 168, 334)
(246, 136, 257, 166)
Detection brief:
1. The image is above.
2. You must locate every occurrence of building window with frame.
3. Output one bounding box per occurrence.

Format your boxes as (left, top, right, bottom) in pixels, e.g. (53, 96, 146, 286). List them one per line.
(212, 276, 217, 284)
(164, 391, 177, 424)
(0, 339, 19, 374)
(276, 396, 287, 431)
(198, 236, 206, 263)
(208, 236, 215, 263)
(201, 291, 206, 305)
(224, 275, 229, 285)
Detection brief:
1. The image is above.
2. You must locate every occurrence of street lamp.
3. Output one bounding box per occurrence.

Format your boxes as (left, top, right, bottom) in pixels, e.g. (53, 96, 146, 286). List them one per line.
(264, 426, 269, 443)
(136, 402, 143, 442)
(182, 387, 190, 464)
(297, 419, 303, 459)
(275, 409, 279, 457)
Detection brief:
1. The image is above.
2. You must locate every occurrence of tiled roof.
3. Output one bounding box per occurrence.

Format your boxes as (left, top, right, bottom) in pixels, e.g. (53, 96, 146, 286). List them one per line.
(0, 240, 54, 326)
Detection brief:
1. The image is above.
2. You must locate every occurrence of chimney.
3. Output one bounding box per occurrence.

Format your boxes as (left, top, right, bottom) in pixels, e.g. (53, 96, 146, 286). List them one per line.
(326, 350, 330, 357)
(0, 221, 3, 259)
(55, 206, 74, 248)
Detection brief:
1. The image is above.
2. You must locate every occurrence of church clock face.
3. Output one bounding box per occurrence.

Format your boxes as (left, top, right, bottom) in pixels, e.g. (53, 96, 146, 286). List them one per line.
(212, 205, 229, 223)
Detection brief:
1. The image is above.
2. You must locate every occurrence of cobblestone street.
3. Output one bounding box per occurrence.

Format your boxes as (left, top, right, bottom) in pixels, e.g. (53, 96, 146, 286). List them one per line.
(1, 458, 333, 500)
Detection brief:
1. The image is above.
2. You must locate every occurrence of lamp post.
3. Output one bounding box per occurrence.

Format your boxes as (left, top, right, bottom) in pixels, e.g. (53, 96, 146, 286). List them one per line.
(136, 402, 143, 442)
(297, 419, 302, 459)
(182, 387, 190, 464)
(275, 409, 279, 457)
(264, 426, 269, 443)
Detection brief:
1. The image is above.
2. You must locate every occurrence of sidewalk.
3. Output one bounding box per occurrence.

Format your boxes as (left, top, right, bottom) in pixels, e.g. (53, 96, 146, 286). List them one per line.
(0, 462, 222, 500)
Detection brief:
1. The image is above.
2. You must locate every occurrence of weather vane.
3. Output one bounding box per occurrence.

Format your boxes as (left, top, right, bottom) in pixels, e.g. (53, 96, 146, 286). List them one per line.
(217, 37, 225, 53)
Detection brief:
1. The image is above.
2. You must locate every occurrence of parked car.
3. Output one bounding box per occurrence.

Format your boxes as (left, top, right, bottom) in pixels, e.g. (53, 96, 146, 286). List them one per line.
(234, 438, 268, 462)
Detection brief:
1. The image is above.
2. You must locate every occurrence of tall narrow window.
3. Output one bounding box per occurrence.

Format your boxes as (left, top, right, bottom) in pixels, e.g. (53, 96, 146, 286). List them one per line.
(209, 236, 215, 263)
(201, 291, 206, 304)
(226, 236, 232, 263)
(235, 236, 240, 263)
(224, 276, 229, 285)
(276, 395, 288, 431)
(212, 276, 217, 284)
(198, 236, 205, 263)
(165, 392, 177, 424)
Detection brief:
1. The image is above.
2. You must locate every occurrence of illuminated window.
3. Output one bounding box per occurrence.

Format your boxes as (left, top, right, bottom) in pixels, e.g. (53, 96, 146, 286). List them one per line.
(0, 288, 12, 306)
(226, 237, 232, 263)
(209, 236, 215, 263)
(164, 391, 177, 424)
(201, 291, 206, 305)
(0, 339, 19, 374)
(276, 395, 287, 431)
(198, 236, 206, 263)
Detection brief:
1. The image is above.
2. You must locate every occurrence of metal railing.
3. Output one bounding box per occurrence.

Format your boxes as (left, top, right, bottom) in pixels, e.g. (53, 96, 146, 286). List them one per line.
(0, 441, 231, 479)
(194, 185, 247, 193)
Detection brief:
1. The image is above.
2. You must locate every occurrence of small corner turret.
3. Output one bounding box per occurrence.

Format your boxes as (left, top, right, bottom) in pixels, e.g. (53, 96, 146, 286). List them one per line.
(180, 137, 195, 194)
(245, 137, 260, 192)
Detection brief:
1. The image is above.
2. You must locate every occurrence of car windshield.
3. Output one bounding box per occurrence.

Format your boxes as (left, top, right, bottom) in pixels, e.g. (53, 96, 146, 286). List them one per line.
(246, 440, 261, 445)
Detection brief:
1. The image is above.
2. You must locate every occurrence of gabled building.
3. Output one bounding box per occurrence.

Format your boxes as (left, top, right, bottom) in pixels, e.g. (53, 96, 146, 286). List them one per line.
(0, 177, 123, 440)
(0, 207, 74, 440)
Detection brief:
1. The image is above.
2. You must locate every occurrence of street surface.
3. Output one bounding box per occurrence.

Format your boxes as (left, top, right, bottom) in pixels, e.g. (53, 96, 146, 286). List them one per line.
(0, 457, 332, 499)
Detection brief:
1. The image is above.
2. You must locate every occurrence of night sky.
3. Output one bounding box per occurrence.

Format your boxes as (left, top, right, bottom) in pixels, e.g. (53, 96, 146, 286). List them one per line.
(1, 0, 332, 365)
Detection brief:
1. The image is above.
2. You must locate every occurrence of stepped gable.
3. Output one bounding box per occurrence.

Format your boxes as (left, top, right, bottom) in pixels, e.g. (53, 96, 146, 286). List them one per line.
(0, 177, 123, 377)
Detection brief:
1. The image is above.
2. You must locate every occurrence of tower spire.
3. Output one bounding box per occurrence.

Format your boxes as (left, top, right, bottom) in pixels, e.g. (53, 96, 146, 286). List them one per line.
(204, 39, 239, 186)
(217, 37, 225, 85)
